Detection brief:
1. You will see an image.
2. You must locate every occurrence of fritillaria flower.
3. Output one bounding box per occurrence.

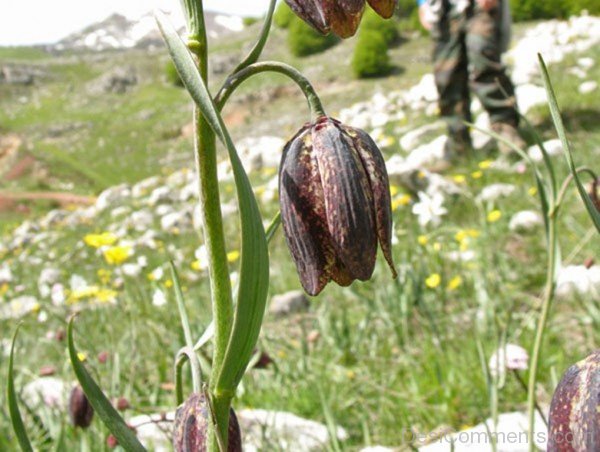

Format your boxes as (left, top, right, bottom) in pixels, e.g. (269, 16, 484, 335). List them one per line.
(285, 0, 397, 38)
(279, 116, 397, 296)
(69, 385, 94, 428)
(172, 393, 241, 452)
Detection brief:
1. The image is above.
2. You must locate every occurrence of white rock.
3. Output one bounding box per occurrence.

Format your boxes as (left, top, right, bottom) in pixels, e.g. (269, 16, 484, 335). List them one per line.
(419, 411, 547, 451)
(399, 121, 445, 152)
(472, 113, 494, 151)
(128, 412, 175, 452)
(96, 184, 130, 211)
(22, 377, 67, 409)
(0, 296, 39, 320)
(527, 139, 563, 162)
(238, 409, 348, 452)
(579, 80, 598, 94)
(148, 186, 174, 205)
(132, 176, 161, 198)
(478, 183, 516, 202)
(236, 136, 285, 172)
(577, 57, 594, 69)
(160, 211, 191, 232)
(405, 135, 448, 170)
(128, 209, 154, 231)
(515, 84, 547, 114)
(270, 291, 310, 316)
(556, 265, 600, 300)
(509, 210, 543, 232)
(0, 263, 13, 283)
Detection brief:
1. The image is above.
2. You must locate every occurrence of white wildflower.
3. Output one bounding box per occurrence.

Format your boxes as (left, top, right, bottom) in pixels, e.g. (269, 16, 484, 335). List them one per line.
(509, 210, 543, 232)
(152, 288, 167, 307)
(412, 192, 447, 227)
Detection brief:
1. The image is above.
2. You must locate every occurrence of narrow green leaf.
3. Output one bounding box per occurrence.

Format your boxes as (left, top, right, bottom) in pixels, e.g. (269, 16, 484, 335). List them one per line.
(6, 324, 34, 452)
(169, 262, 194, 351)
(230, 0, 276, 74)
(265, 211, 281, 243)
(538, 54, 600, 232)
(156, 13, 270, 393)
(67, 318, 146, 452)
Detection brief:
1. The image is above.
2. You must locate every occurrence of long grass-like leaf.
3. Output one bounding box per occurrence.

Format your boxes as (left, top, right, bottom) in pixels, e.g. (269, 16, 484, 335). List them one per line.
(538, 54, 600, 232)
(6, 324, 33, 452)
(67, 318, 146, 452)
(230, 0, 276, 74)
(156, 13, 270, 393)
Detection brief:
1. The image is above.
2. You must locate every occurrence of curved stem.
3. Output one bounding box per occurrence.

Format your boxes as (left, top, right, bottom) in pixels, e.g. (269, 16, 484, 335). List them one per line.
(551, 166, 597, 218)
(174, 347, 202, 404)
(215, 61, 326, 119)
(527, 215, 557, 451)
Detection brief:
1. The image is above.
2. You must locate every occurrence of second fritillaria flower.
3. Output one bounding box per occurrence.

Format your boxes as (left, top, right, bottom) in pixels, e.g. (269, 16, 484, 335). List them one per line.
(285, 0, 397, 38)
(279, 116, 397, 296)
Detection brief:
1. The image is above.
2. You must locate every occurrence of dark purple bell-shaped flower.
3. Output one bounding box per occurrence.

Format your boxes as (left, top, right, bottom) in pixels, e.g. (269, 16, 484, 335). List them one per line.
(279, 116, 397, 296)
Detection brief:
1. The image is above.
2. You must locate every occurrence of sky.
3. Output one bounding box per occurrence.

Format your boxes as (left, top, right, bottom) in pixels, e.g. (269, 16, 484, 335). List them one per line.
(0, 0, 272, 46)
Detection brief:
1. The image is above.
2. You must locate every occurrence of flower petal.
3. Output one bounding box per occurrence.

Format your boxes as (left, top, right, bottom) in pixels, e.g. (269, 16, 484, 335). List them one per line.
(366, 0, 397, 19)
(285, 0, 331, 34)
(312, 119, 377, 281)
(279, 128, 331, 295)
(347, 126, 397, 278)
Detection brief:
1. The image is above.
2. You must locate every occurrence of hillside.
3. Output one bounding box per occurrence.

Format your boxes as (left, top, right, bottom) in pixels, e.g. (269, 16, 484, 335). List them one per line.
(1, 11, 599, 451)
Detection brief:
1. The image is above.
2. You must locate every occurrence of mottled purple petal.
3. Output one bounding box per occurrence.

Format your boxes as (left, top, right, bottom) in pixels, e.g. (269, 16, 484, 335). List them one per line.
(367, 0, 397, 18)
(346, 125, 397, 278)
(285, 0, 331, 34)
(279, 129, 331, 295)
(312, 118, 377, 281)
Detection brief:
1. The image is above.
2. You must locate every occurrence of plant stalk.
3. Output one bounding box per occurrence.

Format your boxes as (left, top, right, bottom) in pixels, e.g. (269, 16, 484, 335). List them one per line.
(185, 0, 233, 449)
(526, 216, 557, 451)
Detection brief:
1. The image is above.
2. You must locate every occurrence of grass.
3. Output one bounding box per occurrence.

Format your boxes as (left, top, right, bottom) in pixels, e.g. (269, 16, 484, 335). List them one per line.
(0, 20, 599, 450)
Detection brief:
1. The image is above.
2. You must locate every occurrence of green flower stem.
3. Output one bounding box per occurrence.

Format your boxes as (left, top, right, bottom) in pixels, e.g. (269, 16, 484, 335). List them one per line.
(527, 214, 557, 452)
(183, 1, 233, 449)
(215, 61, 326, 119)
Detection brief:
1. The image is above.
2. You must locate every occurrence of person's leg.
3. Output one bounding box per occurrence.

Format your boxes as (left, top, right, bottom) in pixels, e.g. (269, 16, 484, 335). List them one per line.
(432, 12, 472, 155)
(465, 2, 524, 151)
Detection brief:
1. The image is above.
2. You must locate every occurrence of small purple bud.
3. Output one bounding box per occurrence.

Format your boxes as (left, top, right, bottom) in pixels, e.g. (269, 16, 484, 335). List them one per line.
(69, 385, 94, 428)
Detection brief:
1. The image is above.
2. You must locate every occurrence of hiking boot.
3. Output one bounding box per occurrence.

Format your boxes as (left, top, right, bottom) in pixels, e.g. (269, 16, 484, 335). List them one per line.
(491, 122, 526, 155)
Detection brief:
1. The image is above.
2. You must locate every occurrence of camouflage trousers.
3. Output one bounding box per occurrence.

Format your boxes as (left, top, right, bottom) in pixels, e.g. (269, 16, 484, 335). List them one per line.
(431, 1, 519, 148)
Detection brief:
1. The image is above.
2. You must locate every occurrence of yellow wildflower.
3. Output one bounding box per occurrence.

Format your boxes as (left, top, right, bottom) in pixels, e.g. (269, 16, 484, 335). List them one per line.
(84, 232, 118, 248)
(389, 185, 400, 196)
(471, 170, 483, 179)
(447, 276, 462, 291)
(487, 210, 502, 223)
(425, 273, 441, 289)
(96, 289, 118, 303)
(452, 174, 466, 184)
(97, 269, 111, 284)
(0, 283, 8, 296)
(528, 186, 538, 196)
(164, 279, 173, 288)
(433, 242, 442, 252)
(392, 194, 411, 211)
(478, 160, 493, 170)
(77, 353, 87, 362)
(103, 246, 132, 265)
(31, 302, 41, 313)
(418, 235, 428, 246)
(227, 251, 240, 263)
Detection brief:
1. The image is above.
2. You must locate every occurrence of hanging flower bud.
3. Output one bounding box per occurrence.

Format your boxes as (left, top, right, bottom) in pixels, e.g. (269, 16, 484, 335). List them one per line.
(279, 116, 397, 296)
(173, 393, 242, 452)
(548, 350, 600, 451)
(366, 0, 396, 18)
(286, 0, 396, 38)
(69, 385, 94, 428)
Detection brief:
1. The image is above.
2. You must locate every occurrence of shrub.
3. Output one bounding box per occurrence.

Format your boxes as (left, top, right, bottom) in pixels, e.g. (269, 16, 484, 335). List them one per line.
(287, 17, 339, 57)
(165, 60, 183, 87)
(243, 16, 260, 27)
(510, 0, 599, 21)
(274, 2, 295, 29)
(352, 30, 391, 78)
(360, 8, 399, 44)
